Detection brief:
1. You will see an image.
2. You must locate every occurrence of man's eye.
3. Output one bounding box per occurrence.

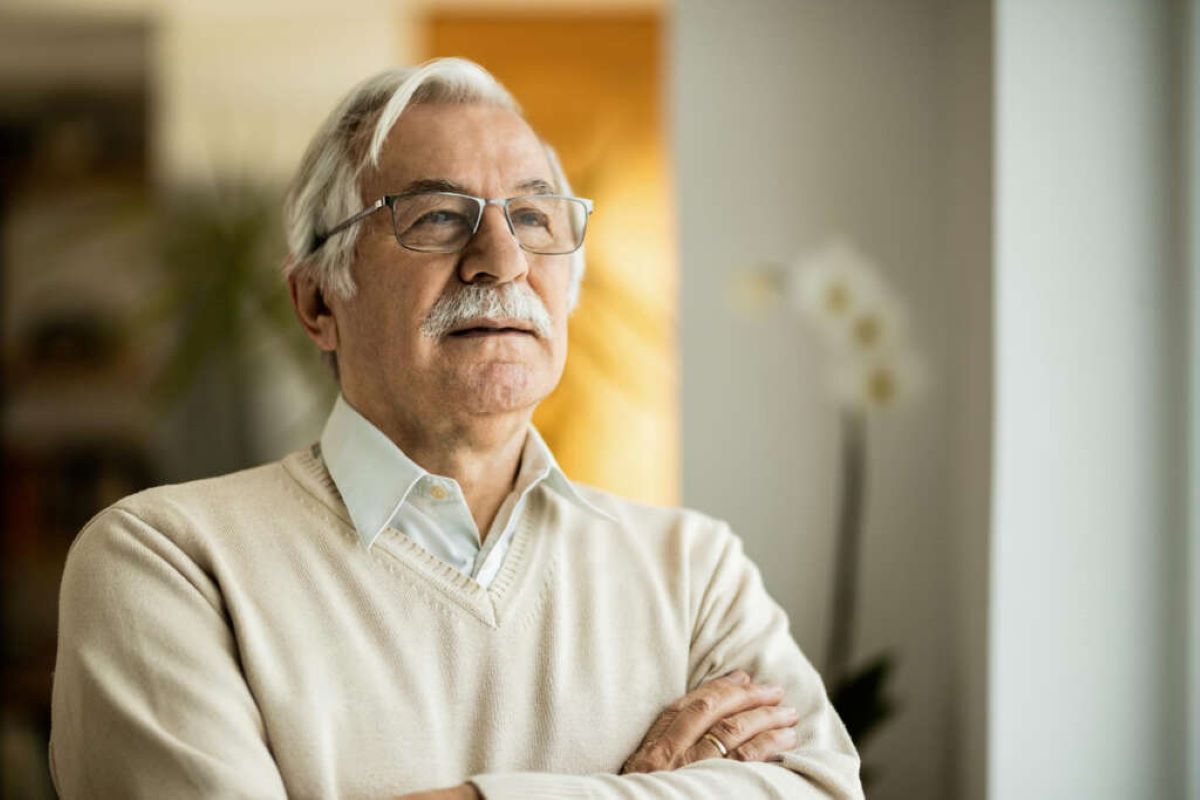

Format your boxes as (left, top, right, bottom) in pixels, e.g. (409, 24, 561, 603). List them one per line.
(511, 209, 550, 228)
(415, 210, 467, 226)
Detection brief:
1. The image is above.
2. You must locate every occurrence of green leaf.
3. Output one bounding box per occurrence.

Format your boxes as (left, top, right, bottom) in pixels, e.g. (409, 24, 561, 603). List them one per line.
(829, 651, 898, 753)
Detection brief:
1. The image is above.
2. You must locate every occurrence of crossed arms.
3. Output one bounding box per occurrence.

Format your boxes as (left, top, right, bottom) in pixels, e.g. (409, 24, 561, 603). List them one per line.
(49, 507, 863, 799)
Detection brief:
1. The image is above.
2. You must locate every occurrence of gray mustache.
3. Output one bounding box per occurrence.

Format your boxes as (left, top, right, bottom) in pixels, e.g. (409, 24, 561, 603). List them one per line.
(420, 283, 552, 339)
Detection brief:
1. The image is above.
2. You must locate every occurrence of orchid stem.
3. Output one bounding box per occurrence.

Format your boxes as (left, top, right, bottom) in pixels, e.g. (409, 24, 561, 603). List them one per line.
(826, 407, 866, 684)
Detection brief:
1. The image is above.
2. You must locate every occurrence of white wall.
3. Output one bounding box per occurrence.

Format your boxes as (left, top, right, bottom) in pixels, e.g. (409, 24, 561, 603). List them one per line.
(991, 1, 1188, 798)
(940, 3, 993, 798)
(155, 0, 401, 186)
(1190, 0, 1200, 794)
(673, 2, 991, 797)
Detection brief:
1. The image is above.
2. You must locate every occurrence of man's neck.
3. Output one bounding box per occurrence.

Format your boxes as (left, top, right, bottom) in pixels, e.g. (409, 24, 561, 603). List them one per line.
(355, 400, 531, 542)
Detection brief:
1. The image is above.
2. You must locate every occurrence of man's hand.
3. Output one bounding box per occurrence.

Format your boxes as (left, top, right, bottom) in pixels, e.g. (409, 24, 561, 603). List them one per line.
(621, 670, 801, 774)
(395, 783, 480, 800)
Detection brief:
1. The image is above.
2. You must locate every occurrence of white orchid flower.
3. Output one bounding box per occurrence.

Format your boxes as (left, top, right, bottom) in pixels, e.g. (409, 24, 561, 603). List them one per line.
(786, 238, 884, 319)
(829, 349, 928, 411)
(837, 291, 910, 357)
(786, 237, 890, 347)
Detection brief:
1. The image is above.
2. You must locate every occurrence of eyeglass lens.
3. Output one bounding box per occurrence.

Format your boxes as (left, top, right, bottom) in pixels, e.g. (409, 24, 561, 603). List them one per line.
(389, 193, 587, 255)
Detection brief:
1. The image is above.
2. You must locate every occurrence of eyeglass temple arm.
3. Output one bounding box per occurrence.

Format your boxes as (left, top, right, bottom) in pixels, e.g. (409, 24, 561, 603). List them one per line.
(310, 198, 387, 252)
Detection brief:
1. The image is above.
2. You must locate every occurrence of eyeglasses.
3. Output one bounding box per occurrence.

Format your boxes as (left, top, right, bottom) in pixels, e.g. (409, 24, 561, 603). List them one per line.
(312, 191, 594, 256)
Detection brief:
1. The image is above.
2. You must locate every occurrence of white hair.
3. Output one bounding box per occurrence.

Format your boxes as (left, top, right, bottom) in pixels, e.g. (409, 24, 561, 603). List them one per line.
(282, 57, 586, 307)
(420, 283, 551, 340)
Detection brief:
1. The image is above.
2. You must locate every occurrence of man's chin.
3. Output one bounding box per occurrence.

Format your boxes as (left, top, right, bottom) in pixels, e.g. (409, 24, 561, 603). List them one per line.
(448, 363, 553, 416)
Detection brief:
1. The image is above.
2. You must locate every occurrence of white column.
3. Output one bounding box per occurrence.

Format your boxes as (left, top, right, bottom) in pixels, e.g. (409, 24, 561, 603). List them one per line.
(991, 1, 1188, 797)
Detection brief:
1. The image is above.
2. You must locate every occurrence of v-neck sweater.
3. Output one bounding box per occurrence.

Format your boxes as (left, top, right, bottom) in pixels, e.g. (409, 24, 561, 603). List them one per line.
(50, 446, 863, 799)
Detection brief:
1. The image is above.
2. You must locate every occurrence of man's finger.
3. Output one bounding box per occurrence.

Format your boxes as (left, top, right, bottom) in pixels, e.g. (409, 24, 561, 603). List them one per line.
(683, 703, 799, 764)
(728, 725, 801, 763)
(711, 704, 800, 750)
(660, 678, 784, 754)
(684, 731, 729, 763)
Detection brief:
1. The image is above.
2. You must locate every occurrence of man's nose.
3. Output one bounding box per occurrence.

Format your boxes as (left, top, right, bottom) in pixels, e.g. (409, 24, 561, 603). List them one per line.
(457, 205, 529, 286)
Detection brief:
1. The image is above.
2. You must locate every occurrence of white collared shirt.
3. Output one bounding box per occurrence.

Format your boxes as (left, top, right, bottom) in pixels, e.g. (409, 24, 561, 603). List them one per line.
(319, 394, 610, 587)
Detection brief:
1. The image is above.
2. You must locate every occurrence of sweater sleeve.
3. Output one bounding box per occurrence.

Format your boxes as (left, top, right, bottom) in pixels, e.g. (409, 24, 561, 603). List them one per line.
(469, 520, 864, 800)
(49, 506, 289, 799)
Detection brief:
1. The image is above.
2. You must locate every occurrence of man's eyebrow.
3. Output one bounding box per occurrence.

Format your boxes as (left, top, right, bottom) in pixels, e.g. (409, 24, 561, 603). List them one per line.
(398, 178, 470, 194)
(515, 178, 555, 195)
(395, 177, 557, 196)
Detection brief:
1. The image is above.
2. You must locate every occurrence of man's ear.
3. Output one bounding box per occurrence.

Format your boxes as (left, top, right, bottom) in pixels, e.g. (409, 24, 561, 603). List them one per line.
(287, 265, 339, 354)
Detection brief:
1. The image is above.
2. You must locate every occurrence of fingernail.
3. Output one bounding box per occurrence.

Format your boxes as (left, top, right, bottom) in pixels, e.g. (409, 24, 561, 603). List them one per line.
(725, 669, 749, 683)
(781, 706, 798, 717)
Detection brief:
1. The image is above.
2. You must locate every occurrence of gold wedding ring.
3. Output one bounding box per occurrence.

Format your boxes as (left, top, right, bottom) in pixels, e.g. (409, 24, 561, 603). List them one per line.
(702, 732, 729, 758)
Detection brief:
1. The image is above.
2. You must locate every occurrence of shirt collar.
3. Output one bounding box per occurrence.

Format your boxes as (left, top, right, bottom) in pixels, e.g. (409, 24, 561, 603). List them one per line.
(519, 424, 616, 525)
(319, 394, 613, 550)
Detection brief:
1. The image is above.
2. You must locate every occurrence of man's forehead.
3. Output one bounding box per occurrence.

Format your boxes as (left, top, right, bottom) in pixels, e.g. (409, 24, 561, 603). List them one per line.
(367, 103, 555, 195)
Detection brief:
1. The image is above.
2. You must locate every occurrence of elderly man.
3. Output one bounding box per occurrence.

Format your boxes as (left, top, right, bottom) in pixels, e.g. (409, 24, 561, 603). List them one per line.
(50, 58, 862, 799)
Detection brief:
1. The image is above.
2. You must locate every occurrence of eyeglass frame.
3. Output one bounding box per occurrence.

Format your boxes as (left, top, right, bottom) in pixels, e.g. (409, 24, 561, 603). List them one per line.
(310, 190, 594, 256)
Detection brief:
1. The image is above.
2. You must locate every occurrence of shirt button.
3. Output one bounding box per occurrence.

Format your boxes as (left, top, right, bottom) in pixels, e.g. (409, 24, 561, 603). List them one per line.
(429, 484, 449, 501)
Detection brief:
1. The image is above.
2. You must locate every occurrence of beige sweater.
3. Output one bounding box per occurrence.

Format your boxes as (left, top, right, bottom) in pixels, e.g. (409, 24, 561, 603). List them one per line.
(50, 446, 863, 799)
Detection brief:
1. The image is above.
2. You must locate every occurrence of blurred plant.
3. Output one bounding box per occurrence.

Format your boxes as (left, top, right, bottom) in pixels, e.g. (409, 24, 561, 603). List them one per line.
(150, 181, 334, 467)
(736, 236, 927, 777)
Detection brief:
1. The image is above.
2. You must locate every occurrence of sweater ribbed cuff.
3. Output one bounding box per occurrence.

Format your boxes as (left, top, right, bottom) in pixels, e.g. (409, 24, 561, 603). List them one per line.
(469, 772, 592, 800)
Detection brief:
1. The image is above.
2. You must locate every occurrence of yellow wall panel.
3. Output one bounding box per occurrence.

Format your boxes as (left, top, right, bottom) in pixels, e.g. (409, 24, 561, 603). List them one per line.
(425, 14, 677, 504)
